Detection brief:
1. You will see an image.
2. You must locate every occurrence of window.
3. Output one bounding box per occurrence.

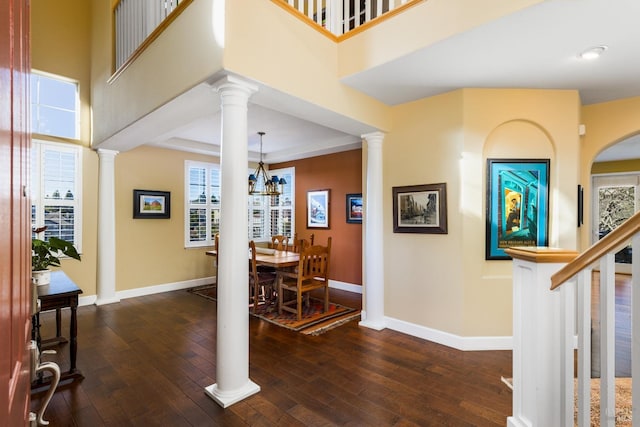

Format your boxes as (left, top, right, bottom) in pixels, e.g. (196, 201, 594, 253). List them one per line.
(248, 167, 295, 242)
(185, 162, 294, 247)
(31, 71, 79, 139)
(185, 161, 221, 247)
(31, 141, 82, 250)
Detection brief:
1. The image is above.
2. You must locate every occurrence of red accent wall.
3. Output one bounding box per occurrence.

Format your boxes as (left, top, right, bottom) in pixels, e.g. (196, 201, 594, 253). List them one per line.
(273, 149, 362, 287)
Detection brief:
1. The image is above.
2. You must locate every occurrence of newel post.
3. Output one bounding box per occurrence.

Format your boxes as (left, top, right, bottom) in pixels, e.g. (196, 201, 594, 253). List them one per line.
(506, 247, 578, 427)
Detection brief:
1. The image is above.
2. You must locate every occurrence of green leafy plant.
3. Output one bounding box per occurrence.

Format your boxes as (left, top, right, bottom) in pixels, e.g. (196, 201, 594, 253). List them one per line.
(32, 227, 81, 271)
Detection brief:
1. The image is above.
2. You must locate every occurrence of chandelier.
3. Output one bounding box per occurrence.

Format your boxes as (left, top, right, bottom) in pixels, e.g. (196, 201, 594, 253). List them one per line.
(248, 132, 286, 196)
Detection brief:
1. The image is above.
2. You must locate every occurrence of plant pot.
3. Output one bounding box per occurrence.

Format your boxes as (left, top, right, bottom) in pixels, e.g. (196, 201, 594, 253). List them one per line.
(32, 269, 51, 286)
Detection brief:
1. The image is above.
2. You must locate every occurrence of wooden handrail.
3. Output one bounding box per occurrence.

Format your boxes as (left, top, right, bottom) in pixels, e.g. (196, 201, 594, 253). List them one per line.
(550, 209, 640, 290)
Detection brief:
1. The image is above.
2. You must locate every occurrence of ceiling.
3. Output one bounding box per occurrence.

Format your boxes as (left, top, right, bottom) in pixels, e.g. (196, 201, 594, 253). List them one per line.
(140, 0, 640, 163)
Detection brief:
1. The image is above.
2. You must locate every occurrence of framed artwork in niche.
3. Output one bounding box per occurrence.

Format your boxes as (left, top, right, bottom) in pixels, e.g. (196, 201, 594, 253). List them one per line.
(485, 159, 550, 260)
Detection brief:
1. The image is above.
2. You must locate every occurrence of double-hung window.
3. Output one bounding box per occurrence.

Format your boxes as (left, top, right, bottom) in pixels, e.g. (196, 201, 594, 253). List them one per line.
(248, 167, 295, 241)
(185, 161, 221, 247)
(31, 141, 83, 250)
(185, 162, 294, 246)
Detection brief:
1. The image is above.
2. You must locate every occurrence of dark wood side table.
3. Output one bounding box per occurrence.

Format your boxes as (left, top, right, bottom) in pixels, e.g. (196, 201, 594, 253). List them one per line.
(31, 271, 84, 388)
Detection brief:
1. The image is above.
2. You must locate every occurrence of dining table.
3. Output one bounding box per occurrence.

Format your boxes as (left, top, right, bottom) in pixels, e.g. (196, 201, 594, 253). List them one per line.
(205, 248, 300, 269)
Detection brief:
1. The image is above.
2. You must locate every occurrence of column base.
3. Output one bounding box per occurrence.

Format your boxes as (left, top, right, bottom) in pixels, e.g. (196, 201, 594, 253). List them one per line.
(94, 296, 120, 306)
(359, 318, 387, 331)
(205, 380, 260, 408)
(507, 416, 530, 427)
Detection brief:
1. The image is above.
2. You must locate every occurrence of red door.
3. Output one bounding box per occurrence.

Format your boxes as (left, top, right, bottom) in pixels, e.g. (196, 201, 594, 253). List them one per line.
(0, 0, 32, 424)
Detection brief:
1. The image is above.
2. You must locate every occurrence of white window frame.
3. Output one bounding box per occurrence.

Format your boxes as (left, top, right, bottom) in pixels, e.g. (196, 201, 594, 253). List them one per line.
(248, 166, 295, 242)
(185, 162, 295, 247)
(31, 140, 83, 252)
(184, 161, 221, 248)
(31, 70, 80, 140)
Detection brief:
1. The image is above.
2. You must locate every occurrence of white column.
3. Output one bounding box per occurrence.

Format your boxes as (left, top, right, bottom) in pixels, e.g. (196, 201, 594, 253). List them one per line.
(204, 75, 260, 408)
(95, 149, 120, 306)
(359, 131, 386, 330)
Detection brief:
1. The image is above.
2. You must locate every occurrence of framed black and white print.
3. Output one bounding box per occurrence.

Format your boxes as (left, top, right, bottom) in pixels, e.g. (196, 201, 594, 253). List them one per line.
(392, 183, 447, 234)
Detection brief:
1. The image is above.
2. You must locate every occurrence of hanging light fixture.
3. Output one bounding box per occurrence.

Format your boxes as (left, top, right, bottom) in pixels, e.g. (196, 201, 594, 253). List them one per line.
(248, 131, 286, 196)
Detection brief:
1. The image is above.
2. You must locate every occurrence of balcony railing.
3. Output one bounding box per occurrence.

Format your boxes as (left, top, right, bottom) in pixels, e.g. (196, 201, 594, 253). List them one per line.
(112, 0, 191, 73)
(507, 210, 640, 426)
(276, 0, 422, 38)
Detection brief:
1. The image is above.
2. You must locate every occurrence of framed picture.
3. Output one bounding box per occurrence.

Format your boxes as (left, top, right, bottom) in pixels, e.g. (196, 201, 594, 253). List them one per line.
(346, 193, 363, 224)
(133, 189, 171, 219)
(486, 159, 550, 260)
(392, 183, 447, 234)
(307, 189, 330, 228)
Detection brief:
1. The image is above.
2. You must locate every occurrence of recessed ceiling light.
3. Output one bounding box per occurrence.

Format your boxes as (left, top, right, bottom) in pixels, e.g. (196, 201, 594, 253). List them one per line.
(579, 45, 608, 60)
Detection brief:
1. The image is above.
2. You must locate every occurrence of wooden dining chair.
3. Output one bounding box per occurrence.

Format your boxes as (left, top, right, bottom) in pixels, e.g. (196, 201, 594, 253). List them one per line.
(249, 240, 276, 312)
(269, 235, 289, 251)
(291, 233, 314, 253)
(277, 237, 331, 320)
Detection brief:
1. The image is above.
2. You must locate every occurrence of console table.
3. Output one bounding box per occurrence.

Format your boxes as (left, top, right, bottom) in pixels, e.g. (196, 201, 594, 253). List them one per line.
(31, 271, 84, 388)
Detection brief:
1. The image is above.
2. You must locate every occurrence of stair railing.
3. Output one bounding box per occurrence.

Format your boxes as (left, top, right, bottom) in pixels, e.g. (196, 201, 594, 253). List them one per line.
(507, 210, 640, 426)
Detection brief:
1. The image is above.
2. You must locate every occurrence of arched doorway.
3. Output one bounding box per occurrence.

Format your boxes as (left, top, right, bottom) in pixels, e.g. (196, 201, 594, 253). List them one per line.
(591, 134, 640, 274)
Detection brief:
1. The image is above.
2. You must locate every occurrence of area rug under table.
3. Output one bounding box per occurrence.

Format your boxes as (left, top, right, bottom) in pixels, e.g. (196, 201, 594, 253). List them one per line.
(188, 285, 360, 335)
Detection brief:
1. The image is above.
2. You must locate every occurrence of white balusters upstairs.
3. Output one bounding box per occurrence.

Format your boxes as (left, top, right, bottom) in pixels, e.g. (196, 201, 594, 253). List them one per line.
(281, 0, 418, 37)
(114, 0, 183, 70)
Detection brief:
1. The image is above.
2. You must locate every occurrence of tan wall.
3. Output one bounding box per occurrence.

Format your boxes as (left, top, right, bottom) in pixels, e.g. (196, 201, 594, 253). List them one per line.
(91, 0, 224, 145)
(115, 146, 217, 291)
(31, 0, 98, 294)
(384, 88, 581, 337)
(580, 97, 640, 250)
(32, 0, 92, 145)
(38, 0, 640, 341)
(225, 0, 391, 133)
(273, 150, 363, 286)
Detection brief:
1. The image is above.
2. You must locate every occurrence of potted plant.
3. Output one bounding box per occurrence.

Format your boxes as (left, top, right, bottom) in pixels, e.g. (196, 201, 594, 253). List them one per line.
(32, 226, 81, 285)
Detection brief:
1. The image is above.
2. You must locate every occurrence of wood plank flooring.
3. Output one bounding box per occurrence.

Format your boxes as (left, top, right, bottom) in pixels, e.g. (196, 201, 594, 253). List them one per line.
(591, 272, 632, 378)
(31, 288, 513, 426)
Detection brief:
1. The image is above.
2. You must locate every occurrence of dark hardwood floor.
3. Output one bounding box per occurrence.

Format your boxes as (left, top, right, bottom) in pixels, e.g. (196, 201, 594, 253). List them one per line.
(591, 272, 632, 378)
(31, 287, 513, 426)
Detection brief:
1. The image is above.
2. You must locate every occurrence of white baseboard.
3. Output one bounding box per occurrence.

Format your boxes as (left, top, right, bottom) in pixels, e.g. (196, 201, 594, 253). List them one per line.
(78, 277, 512, 351)
(384, 316, 513, 351)
(78, 276, 215, 307)
(328, 279, 362, 294)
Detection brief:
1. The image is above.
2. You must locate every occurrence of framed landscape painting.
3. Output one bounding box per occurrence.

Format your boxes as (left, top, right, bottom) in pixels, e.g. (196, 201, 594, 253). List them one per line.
(485, 159, 550, 260)
(133, 189, 171, 219)
(392, 183, 447, 234)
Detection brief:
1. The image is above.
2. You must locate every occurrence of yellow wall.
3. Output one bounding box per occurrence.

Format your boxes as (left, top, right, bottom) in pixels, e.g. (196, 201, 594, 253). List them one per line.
(36, 0, 640, 341)
(32, 0, 92, 145)
(91, 0, 225, 145)
(224, 0, 391, 133)
(384, 88, 580, 337)
(580, 97, 640, 249)
(31, 0, 99, 294)
(115, 146, 217, 291)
